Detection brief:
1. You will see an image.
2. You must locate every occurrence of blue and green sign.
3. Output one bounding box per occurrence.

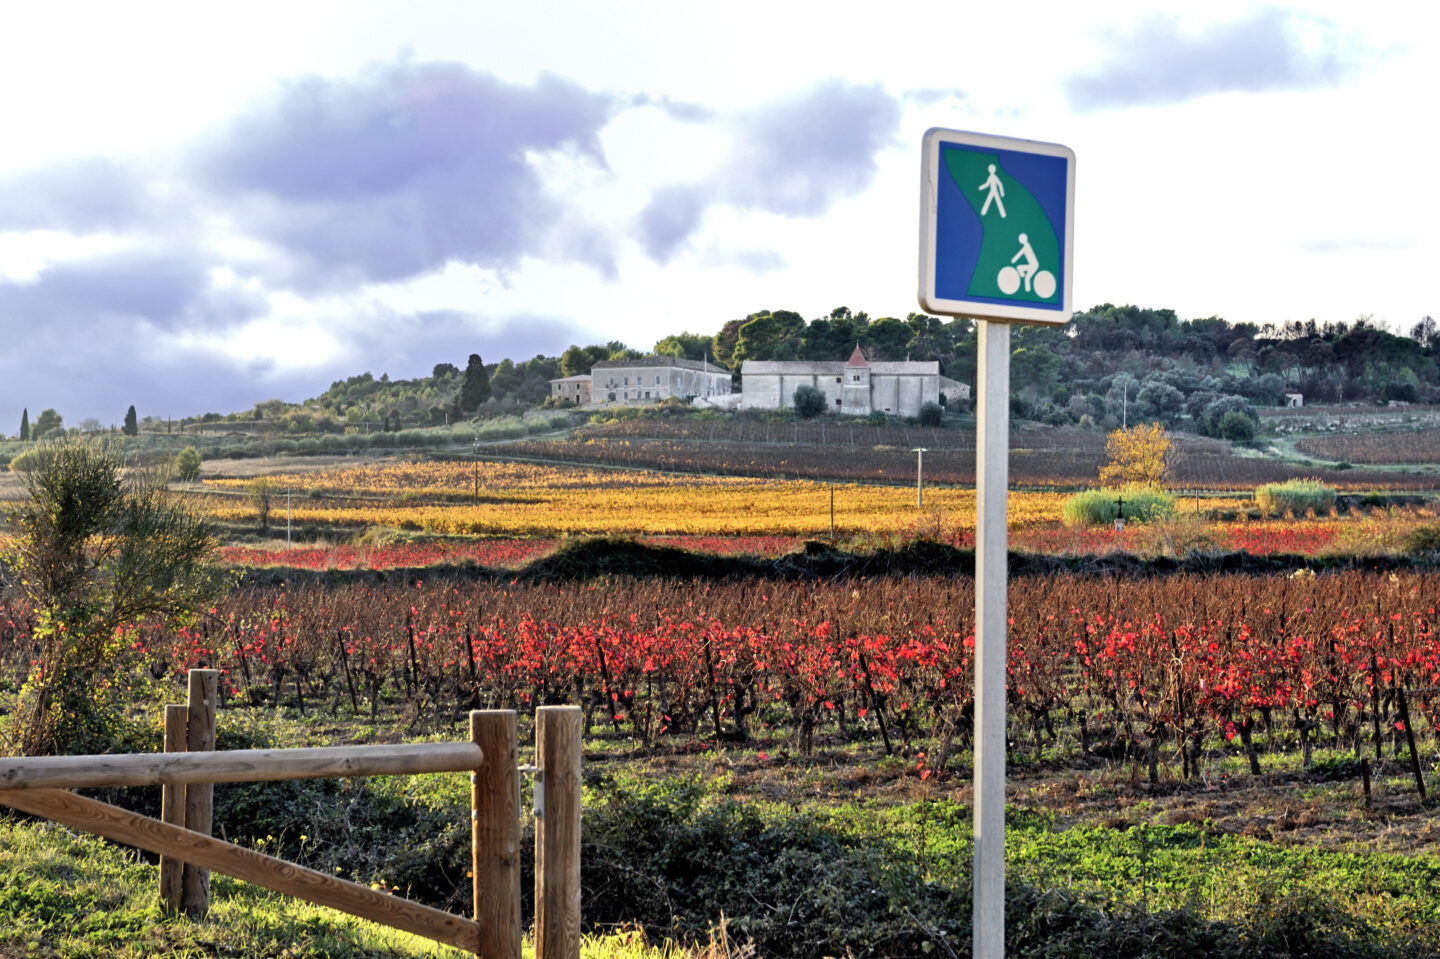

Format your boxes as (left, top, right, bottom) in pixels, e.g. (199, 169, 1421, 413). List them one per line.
(919, 129, 1075, 325)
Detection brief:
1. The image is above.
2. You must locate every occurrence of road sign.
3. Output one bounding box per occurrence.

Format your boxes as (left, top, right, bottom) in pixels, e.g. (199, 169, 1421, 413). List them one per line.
(919, 128, 1075, 325)
(917, 128, 1075, 959)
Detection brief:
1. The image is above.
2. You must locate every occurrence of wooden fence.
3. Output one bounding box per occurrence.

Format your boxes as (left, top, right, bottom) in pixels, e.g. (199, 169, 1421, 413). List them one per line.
(0, 669, 581, 959)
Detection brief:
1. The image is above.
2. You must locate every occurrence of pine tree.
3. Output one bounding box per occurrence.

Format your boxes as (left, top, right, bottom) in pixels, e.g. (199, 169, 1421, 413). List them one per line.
(20, 408, 29, 442)
(123, 405, 138, 437)
(459, 353, 491, 413)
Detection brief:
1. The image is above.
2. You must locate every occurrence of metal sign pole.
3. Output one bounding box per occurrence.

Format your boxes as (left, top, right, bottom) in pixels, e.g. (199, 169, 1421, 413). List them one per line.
(973, 319, 1010, 959)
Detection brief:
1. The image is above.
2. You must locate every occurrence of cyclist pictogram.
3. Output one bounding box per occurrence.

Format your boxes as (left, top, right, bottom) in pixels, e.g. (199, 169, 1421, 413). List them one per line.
(996, 233, 1056, 299)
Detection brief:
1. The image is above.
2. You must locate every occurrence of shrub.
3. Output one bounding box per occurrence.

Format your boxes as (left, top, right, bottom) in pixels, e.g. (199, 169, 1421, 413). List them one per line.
(1217, 409, 1255, 442)
(173, 445, 202, 481)
(1200, 395, 1256, 438)
(793, 385, 827, 418)
(1405, 525, 1440, 555)
(8, 446, 51, 473)
(917, 401, 943, 427)
(1255, 478, 1336, 517)
(1062, 485, 1176, 528)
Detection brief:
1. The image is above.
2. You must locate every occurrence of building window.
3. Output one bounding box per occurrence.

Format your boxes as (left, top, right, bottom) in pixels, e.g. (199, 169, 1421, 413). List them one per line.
(836, 377, 841, 383)
(624, 376, 629, 385)
(655, 375, 661, 385)
(834, 397, 841, 406)
(851, 374, 861, 383)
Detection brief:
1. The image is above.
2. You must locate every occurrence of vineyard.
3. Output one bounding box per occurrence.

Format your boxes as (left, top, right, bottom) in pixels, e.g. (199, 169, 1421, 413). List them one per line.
(10, 427, 1440, 957)
(187, 458, 1440, 564)
(1295, 428, 1440, 465)
(495, 416, 1429, 490)
(8, 569, 1435, 792)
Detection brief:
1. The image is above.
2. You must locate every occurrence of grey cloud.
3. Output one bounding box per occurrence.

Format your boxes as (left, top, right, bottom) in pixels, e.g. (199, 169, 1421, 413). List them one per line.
(1065, 9, 1359, 111)
(637, 184, 710, 262)
(627, 93, 716, 123)
(0, 159, 162, 233)
(0, 305, 592, 427)
(0, 246, 230, 333)
(633, 80, 900, 264)
(722, 80, 900, 216)
(902, 88, 969, 108)
(705, 247, 785, 273)
(344, 308, 591, 376)
(192, 63, 618, 288)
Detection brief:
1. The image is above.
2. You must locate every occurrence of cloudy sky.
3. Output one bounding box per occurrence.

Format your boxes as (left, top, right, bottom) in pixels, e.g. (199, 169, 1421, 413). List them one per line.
(1, 1, 1433, 425)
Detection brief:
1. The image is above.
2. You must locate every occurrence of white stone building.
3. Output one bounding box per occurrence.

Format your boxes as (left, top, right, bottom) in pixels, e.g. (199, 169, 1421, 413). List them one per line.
(591, 357, 733, 406)
(742, 347, 965, 418)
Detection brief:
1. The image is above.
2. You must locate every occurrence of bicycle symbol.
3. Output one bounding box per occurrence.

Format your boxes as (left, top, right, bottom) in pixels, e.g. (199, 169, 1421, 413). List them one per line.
(996, 232, 1056, 299)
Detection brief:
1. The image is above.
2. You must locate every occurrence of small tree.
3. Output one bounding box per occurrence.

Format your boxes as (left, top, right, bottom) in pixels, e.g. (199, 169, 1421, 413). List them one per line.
(123, 405, 138, 436)
(174, 445, 202, 481)
(33, 408, 62, 441)
(5, 439, 217, 755)
(792, 385, 827, 418)
(19, 407, 29, 441)
(1217, 409, 1256, 443)
(460, 353, 491, 413)
(917, 401, 943, 427)
(248, 476, 277, 532)
(1098, 422, 1172, 489)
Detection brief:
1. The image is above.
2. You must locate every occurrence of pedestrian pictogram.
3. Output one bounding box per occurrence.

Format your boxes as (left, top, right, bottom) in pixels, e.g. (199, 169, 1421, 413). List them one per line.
(978, 164, 1006, 218)
(918, 128, 1074, 325)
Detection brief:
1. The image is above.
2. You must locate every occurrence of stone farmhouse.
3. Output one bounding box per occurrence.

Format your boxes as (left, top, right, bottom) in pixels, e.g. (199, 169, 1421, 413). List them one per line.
(741, 347, 968, 418)
(548, 374, 592, 406)
(551, 356, 733, 407)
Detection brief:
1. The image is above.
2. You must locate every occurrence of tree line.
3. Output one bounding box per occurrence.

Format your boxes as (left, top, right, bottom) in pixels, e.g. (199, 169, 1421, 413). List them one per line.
(10, 305, 1438, 441)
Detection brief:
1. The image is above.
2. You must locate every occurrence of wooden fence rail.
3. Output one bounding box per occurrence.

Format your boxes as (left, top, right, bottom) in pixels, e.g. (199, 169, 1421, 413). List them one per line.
(0, 672, 580, 959)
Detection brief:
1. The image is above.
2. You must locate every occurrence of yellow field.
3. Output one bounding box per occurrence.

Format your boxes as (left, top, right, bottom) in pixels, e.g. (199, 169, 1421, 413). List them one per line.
(199, 460, 1244, 538)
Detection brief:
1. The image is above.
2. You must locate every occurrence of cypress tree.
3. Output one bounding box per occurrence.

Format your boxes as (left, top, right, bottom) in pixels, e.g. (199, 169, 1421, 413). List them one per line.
(123, 405, 138, 437)
(459, 353, 491, 413)
(20, 408, 29, 441)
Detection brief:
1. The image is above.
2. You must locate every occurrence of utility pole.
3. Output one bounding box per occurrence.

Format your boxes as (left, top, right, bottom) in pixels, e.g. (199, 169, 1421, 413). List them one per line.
(912, 447, 928, 508)
(473, 433, 481, 504)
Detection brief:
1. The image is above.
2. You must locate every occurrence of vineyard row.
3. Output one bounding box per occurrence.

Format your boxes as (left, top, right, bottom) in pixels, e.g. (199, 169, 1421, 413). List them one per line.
(4, 571, 1438, 784)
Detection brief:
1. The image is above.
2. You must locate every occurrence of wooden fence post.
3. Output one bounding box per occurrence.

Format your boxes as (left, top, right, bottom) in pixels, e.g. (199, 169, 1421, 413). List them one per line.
(182, 668, 219, 917)
(159, 704, 188, 911)
(534, 706, 581, 959)
(473, 710, 521, 959)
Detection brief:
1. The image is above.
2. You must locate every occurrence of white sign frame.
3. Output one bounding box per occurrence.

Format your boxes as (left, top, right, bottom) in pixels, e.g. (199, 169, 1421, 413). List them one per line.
(918, 128, 1075, 325)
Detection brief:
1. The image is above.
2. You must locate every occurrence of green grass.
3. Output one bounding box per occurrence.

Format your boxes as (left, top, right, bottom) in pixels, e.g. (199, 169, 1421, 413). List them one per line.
(0, 818, 474, 958)
(6, 704, 1440, 958)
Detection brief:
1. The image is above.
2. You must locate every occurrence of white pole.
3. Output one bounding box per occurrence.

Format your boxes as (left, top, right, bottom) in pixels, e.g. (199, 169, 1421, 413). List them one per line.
(974, 320, 1010, 959)
(912, 447, 928, 508)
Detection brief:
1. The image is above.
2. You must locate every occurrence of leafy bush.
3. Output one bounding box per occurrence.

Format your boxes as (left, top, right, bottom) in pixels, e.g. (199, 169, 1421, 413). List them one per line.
(1200, 395, 1257, 438)
(1404, 525, 1440, 556)
(173, 445, 202, 480)
(1217, 409, 1256, 442)
(1256, 478, 1336, 517)
(8, 446, 52, 473)
(1063, 485, 1176, 528)
(917, 401, 943, 427)
(792, 385, 827, 418)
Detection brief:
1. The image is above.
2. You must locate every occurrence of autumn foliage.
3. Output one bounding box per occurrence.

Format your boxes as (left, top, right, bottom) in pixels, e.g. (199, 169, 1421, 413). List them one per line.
(1098, 422, 1173, 489)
